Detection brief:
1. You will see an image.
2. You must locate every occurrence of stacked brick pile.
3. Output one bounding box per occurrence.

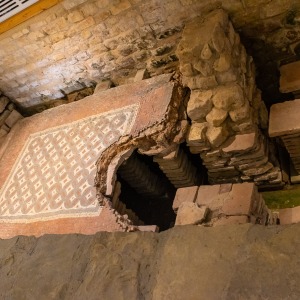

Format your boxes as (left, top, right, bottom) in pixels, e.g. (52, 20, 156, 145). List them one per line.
(176, 9, 281, 187)
(0, 92, 23, 141)
(269, 99, 300, 173)
(153, 145, 201, 188)
(173, 183, 278, 226)
(117, 152, 168, 199)
(111, 182, 144, 226)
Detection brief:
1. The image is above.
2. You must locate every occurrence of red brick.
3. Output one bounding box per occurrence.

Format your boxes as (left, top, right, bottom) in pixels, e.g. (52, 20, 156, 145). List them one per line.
(173, 186, 199, 211)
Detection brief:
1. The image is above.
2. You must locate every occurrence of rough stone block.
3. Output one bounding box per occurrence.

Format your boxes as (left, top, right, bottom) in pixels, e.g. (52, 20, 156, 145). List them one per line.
(206, 126, 229, 147)
(175, 202, 208, 225)
(229, 103, 251, 123)
(222, 132, 257, 154)
(187, 122, 208, 145)
(187, 90, 213, 121)
(206, 107, 228, 126)
(212, 83, 244, 111)
(173, 186, 199, 211)
(4, 110, 23, 128)
(0, 97, 9, 114)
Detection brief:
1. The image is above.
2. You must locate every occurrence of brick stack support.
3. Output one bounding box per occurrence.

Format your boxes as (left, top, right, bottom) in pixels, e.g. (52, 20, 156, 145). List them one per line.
(117, 152, 168, 199)
(153, 145, 201, 188)
(173, 183, 278, 226)
(176, 9, 282, 188)
(269, 99, 300, 175)
(0, 91, 23, 142)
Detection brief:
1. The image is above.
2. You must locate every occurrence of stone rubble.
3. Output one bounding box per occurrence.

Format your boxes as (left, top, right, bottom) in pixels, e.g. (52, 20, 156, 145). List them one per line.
(176, 9, 281, 187)
(174, 182, 279, 226)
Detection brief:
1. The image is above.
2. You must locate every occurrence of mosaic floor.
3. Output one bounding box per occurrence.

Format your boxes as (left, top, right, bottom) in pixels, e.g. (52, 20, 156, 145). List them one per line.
(0, 104, 139, 222)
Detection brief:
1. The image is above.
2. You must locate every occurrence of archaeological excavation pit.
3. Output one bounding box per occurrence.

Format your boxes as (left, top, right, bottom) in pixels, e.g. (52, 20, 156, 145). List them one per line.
(2, 2, 300, 238)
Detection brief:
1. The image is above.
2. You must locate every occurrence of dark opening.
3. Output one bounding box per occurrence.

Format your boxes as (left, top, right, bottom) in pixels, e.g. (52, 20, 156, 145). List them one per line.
(116, 145, 204, 231)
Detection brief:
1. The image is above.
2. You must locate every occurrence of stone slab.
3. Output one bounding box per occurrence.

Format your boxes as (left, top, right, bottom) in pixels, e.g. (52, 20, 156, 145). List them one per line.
(280, 61, 300, 93)
(269, 99, 300, 137)
(172, 185, 198, 208)
(279, 206, 300, 225)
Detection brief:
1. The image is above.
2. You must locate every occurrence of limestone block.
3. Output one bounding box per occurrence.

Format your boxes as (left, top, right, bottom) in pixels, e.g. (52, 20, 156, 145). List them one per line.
(0, 97, 9, 114)
(0, 110, 12, 127)
(206, 126, 229, 148)
(200, 43, 213, 60)
(206, 107, 228, 127)
(179, 63, 195, 77)
(175, 202, 208, 225)
(211, 24, 227, 53)
(213, 53, 231, 73)
(229, 102, 251, 123)
(242, 162, 274, 176)
(187, 122, 208, 145)
(212, 83, 245, 111)
(0, 128, 7, 138)
(222, 132, 257, 154)
(187, 90, 213, 121)
(173, 186, 199, 212)
(186, 76, 218, 90)
(194, 61, 212, 77)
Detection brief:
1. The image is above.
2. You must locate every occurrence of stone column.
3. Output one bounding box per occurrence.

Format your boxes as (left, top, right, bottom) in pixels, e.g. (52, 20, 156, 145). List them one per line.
(176, 9, 281, 187)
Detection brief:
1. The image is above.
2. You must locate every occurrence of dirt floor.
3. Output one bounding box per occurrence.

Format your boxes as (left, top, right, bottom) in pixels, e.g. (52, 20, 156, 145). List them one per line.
(0, 224, 300, 299)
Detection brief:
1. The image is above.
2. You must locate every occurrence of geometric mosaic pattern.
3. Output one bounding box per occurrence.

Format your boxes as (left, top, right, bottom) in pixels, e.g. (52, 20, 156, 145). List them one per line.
(0, 104, 139, 222)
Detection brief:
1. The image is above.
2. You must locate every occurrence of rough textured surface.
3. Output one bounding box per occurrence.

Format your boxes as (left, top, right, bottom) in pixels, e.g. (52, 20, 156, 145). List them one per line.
(0, 0, 299, 112)
(177, 9, 280, 187)
(0, 225, 300, 299)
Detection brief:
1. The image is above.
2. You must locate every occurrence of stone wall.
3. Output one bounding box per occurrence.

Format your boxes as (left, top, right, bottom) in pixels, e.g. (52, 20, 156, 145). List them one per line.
(0, 0, 300, 113)
(176, 10, 282, 187)
(0, 91, 23, 143)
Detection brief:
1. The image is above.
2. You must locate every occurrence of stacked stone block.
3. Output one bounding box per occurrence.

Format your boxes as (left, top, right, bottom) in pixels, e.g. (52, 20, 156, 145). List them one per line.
(0, 92, 23, 141)
(176, 9, 281, 187)
(153, 145, 200, 188)
(173, 183, 278, 226)
(269, 99, 300, 174)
